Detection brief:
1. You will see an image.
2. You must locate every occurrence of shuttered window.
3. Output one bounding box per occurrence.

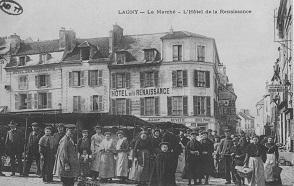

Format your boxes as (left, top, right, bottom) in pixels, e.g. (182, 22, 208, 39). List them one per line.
(18, 75, 28, 90)
(111, 98, 131, 115)
(167, 96, 188, 116)
(193, 96, 211, 116)
(197, 45, 205, 62)
(140, 97, 160, 116)
(88, 70, 103, 87)
(111, 72, 130, 89)
(194, 70, 210, 88)
(35, 74, 50, 88)
(73, 96, 81, 112)
(140, 71, 159, 88)
(172, 45, 182, 61)
(91, 95, 103, 112)
(38, 92, 52, 109)
(69, 71, 85, 87)
(144, 50, 155, 61)
(116, 53, 126, 64)
(172, 70, 188, 87)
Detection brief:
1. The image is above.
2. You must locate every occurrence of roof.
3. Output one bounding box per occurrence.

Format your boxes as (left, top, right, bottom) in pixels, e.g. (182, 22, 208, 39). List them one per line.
(62, 37, 109, 61)
(15, 39, 62, 56)
(238, 112, 255, 120)
(160, 31, 210, 40)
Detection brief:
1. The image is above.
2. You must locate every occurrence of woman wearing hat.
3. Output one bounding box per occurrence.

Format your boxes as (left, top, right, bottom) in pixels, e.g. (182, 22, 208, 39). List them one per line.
(115, 130, 129, 183)
(90, 126, 104, 180)
(98, 131, 116, 182)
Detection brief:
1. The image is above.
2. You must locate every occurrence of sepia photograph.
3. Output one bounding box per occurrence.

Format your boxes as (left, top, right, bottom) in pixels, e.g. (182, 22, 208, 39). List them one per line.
(0, 0, 293, 185)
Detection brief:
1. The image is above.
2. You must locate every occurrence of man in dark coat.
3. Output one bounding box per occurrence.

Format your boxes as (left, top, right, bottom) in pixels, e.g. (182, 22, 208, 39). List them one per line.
(5, 121, 24, 176)
(217, 129, 233, 184)
(230, 137, 246, 186)
(200, 131, 214, 184)
(52, 123, 65, 154)
(77, 130, 91, 155)
(151, 128, 161, 155)
(182, 129, 202, 185)
(149, 142, 174, 186)
(179, 130, 190, 147)
(23, 122, 42, 177)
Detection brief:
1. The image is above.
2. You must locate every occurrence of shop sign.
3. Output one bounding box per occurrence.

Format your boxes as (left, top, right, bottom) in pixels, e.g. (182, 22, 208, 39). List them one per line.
(13, 67, 57, 74)
(111, 87, 171, 97)
(268, 85, 285, 93)
(144, 116, 214, 124)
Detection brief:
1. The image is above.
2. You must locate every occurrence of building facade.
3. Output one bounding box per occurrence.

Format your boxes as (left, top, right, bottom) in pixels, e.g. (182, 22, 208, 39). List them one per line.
(255, 94, 271, 136)
(237, 109, 255, 135)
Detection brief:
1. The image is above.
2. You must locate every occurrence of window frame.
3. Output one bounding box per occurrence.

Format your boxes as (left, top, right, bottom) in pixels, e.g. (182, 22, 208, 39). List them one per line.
(144, 50, 155, 62)
(172, 45, 183, 62)
(18, 75, 28, 90)
(116, 53, 126, 64)
(80, 47, 90, 61)
(197, 45, 205, 62)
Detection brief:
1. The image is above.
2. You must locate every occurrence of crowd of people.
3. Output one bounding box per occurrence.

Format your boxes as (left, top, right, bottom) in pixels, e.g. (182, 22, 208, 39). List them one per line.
(0, 121, 282, 186)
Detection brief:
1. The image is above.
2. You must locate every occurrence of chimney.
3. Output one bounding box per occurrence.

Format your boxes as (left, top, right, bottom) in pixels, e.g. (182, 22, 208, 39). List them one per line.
(169, 26, 174, 34)
(7, 34, 21, 53)
(59, 28, 76, 52)
(109, 24, 123, 56)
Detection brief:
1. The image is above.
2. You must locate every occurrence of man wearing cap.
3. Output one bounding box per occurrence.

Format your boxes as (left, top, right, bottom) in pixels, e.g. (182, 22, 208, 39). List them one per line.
(54, 124, 79, 186)
(5, 121, 24, 176)
(53, 123, 65, 154)
(39, 126, 55, 183)
(217, 128, 234, 184)
(23, 122, 42, 177)
(200, 131, 214, 184)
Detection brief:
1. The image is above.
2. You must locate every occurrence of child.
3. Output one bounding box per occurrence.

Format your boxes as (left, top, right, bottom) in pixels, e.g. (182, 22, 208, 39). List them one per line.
(230, 137, 245, 186)
(79, 149, 91, 179)
(149, 142, 174, 186)
(77, 130, 91, 179)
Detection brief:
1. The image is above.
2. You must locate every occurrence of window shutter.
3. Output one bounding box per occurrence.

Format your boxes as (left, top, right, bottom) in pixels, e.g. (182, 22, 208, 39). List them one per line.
(126, 99, 131, 115)
(47, 92, 52, 108)
(33, 93, 38, 109)
(155, 97, 160, 116)
(194, 70, 198, 87)
(46, 53, 52, 61)
(98, 70, 103, 86)
(35, 75, 40, 88)
(46, 75, 51, 87)
(183, 96, 188, 116)
(39, 54, 43, 63)
(179, 45, 182, 61)
(154, 71, 159, 87)
(88, 71, 92, 86)
(38, 93, 42, 109)
(15, 94, 20, 110)
(167, 96, 172, 116)
(193, 96, 196, 116)
(78, 96, 82, 112)
(111, 99, 116, 114)
(80, 71, 85, 86)
(140, 98, 145, 116)
(27, 94, 32, 109)
(112, 74, 116, 89)
(126, 72, 130, 89)
(98, 96, 103, 111)
(69, 72, 73, 87)
(25, 76, 28, 89)
(172, 71, 177, 87)
(18, 77, 21, 90)
(205, 71, 210, 88)
(183, 70, 188, 87)
(90, 96, 93, 111)
(206, 96, 211, 116)
(140, 72, 145, 88)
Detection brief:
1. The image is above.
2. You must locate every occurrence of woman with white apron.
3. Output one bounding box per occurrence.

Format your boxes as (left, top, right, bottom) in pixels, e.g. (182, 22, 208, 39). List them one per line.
(115, 130, 129, 183)
(90, 126, 104, 180)
(264, 136, 279, 183)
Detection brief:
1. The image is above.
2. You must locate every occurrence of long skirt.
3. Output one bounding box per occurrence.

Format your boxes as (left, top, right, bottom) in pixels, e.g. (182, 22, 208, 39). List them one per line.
(247, 157, 265, 186)
(99, 152, 115, 179)
(116, 152, 129, 177)
(264, 154, 276, 182)
(90, 151, 101, 172)
(182, 156, 202, 179)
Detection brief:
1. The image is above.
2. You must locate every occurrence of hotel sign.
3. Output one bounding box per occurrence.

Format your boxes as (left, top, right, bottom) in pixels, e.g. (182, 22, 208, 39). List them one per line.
(12, 67, 57, 74)
(111, 87, 171, 97)
(143, 116, 215, 124)
(268, 85, 285, 93)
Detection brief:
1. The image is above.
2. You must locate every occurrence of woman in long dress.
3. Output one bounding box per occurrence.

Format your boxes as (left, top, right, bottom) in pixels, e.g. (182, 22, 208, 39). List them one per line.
(244, 136, 266, 186)
(90, 126, 104, 180)
(264, 136, 279, 184)
(115, 130, 129, 183)
(99, 131, 116, 183)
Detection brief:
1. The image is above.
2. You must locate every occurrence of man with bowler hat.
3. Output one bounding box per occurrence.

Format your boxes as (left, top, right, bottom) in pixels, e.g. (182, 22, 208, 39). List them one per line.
(23, 122, 42, 177)
(5, 121, 24, 176)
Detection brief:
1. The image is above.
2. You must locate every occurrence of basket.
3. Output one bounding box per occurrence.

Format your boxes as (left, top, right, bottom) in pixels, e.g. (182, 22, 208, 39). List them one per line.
(235, 166, 253, 178)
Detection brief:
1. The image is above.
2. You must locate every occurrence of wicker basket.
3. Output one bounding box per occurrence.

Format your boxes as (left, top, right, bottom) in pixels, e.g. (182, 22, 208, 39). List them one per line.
(235, 166, 253, 178)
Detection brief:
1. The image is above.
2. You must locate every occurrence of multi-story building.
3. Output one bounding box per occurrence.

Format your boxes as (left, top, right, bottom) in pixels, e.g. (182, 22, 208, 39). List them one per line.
(255, 93, 271, 136)
(109, 27, 222, 131)
(237, 109, 255, 135)
(275, 0, 293, 149)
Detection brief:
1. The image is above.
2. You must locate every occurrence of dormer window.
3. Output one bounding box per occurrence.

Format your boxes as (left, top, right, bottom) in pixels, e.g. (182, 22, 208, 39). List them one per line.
(144, 49, 156, 62)
(81, 47, 90, 61)
(18, 56, 29, 66)
(39, 53, 52, 64)
(116, 53, 126, 64)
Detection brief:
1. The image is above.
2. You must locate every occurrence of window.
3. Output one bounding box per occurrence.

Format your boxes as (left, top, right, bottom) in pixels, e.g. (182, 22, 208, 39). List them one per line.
(112, 72, 130, 89)
(172, 70, 188, 87)
(172, 45, 182, 61)
(15, 93, 32, 110)
(197, 45, 205, 62)
(193, 96, 211, 116)
(140, 71, 159, 88)
(111, 99, 131, 115)
(194, 70, 210, 88)
(144, 50, 155, 61)
(38, 92, 50, 109)
(140, 97, 159, 116)
(88, 70, 103, 87)
(116, 53, 126, 64)
(69, 71, 85, 87)
(91, 95, 103, 111)
(39, 54, 51, 64)
(81, 48, 90, 60)
(73, 96, 81, 112)
(35, 74, 50, 88)
(18, 75, 28, 90)
(167, 96, 188, 116)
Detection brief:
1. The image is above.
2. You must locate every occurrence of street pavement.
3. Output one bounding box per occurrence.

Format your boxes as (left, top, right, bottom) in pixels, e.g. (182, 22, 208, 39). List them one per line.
(0, 166, 294, 186)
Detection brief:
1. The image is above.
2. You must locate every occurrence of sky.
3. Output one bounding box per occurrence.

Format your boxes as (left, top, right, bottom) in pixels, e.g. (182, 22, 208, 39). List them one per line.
(0, 0, 280, 115)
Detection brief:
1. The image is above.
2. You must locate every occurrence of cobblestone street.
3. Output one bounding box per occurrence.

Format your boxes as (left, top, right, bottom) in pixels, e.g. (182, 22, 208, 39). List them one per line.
(1, 166, 294, 186)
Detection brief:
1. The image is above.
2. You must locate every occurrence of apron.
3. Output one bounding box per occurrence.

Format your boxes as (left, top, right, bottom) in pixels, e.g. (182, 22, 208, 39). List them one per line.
(264, 154, 276, 182)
